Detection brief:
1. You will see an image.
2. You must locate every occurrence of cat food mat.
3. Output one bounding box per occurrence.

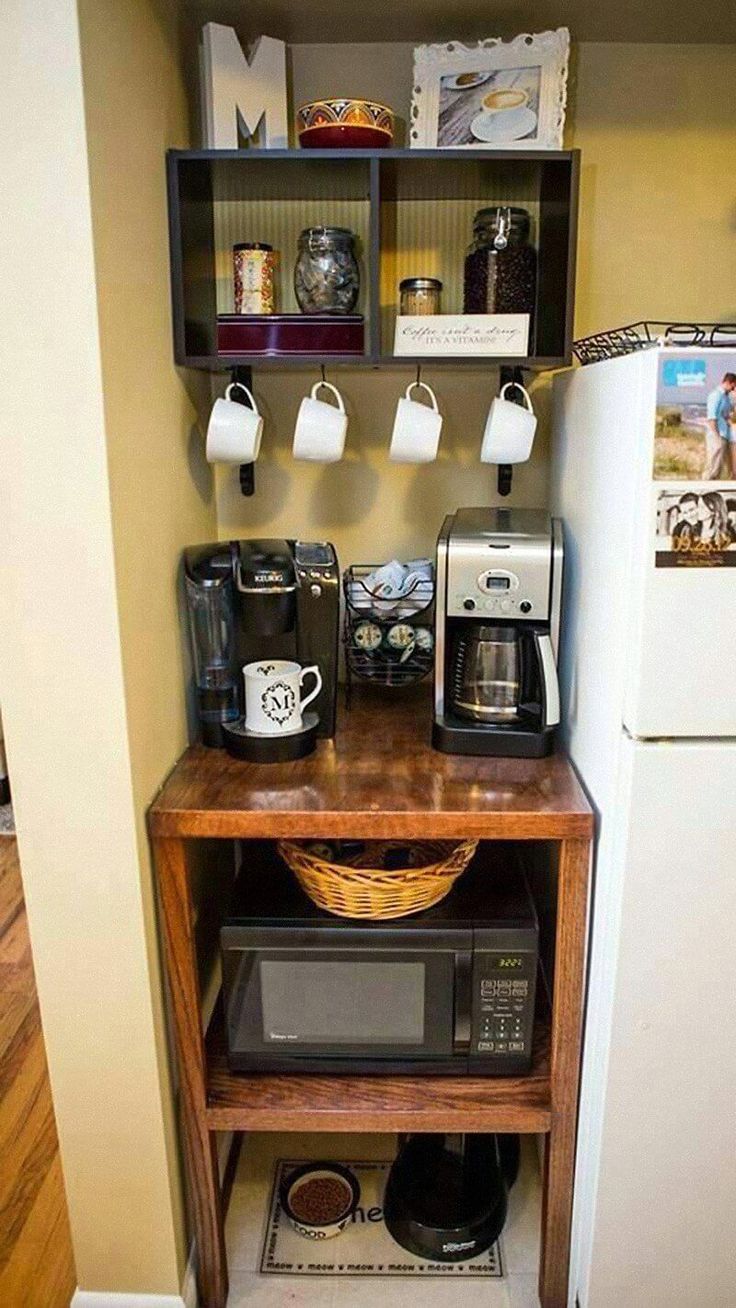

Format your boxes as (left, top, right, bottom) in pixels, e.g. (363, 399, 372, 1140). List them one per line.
(260, 1159, 504, 1278)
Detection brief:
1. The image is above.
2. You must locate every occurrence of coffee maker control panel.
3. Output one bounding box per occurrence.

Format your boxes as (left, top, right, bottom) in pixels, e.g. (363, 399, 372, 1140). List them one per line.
(294, 541, 336, 572)
(447, 548, 552, 621)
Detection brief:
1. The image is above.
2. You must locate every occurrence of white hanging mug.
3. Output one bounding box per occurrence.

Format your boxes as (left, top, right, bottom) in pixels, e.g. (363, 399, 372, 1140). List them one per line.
(389, 380, 443, 463)
(293, 380, 348, 462)
(206, 383, 263, 464)
(481, 382, 537, 464)
(243, 660, 323, 735)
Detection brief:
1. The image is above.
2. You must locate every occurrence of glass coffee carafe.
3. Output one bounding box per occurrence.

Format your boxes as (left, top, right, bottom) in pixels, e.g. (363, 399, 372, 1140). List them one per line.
(450, 626, 520, 722)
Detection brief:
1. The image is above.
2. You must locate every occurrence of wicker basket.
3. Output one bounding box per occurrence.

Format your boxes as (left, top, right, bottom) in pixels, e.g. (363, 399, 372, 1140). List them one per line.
(278, 838, 478, 920)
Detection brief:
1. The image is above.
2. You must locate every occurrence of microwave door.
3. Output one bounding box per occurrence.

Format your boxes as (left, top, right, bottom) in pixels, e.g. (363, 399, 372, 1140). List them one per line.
(224, 948, 457, 1065)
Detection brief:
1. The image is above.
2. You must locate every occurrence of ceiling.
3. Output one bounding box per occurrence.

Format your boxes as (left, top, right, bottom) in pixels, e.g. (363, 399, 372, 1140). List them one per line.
(182, 0, 736, 45)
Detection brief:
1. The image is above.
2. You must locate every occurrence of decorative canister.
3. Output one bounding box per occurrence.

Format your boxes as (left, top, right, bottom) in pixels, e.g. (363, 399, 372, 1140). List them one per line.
(463, 207, 537, 321)
(294, 227, 360, 316)
(399, 278, 442, 316)
(233, 242, 276, 315)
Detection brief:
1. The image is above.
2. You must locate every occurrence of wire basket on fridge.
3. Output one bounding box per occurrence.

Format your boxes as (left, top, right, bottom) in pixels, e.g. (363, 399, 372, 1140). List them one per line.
(573, 321, 736, 366)
(343, 564, 435, 699)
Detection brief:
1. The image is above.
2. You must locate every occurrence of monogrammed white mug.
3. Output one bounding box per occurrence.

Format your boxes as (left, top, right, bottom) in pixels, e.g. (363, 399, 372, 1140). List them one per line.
(293, 381, 348, 462)
(243, 660, 322, 735)
(206, 383, 263, 464)
(480, 382, 537, 464)
(389, 381, 443, 463)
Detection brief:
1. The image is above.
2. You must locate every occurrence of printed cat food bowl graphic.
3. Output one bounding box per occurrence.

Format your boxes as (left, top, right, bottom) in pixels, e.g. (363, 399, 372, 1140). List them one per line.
(280, 1162, 361, 1240)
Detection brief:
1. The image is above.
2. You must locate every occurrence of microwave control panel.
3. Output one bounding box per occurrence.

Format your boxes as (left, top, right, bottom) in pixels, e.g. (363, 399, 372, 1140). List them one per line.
(472, 950, 537, 1059)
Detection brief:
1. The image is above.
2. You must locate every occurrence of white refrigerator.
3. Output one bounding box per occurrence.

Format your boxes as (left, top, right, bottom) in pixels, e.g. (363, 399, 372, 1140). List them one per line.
(551, 347, 736, 1308)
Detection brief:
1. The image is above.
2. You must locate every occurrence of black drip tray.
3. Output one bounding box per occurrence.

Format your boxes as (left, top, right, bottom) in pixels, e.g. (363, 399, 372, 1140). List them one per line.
(222, 712, 318, 763)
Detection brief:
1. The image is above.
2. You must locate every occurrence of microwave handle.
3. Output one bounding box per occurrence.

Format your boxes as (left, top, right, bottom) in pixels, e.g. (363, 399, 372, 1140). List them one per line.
(453, 950, 473, 1052)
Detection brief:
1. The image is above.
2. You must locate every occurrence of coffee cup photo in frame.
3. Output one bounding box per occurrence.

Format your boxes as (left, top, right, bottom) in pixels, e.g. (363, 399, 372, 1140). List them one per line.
(410, 31, 570, 150)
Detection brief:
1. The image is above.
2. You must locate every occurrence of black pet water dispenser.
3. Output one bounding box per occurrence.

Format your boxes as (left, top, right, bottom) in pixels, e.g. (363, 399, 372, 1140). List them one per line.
(383, 1133, 520, 1263)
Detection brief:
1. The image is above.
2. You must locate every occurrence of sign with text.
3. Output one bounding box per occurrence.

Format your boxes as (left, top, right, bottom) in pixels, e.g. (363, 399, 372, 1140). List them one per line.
(394, 314, 529, 358)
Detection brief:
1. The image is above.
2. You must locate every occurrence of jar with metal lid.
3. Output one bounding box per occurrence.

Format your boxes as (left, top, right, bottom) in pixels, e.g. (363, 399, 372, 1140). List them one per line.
(463, 207, 537, 326)
(294, 227, 360, 316)
(233, 242, 276, 315)
(400, 278, 442, 316)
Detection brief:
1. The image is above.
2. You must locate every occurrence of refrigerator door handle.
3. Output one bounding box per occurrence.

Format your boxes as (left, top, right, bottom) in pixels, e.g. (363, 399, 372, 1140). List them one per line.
(534, 632, 561, 728)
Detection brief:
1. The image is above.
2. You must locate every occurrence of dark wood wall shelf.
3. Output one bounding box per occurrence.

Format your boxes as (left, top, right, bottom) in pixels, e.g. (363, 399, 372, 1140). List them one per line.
(167, 147, 579, 371)
(149, 688, 592, 1308)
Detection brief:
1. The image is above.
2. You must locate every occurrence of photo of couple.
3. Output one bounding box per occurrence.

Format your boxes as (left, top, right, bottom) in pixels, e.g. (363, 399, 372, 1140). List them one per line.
(654, 355, 736, 480)
(655, 489, 736, 568)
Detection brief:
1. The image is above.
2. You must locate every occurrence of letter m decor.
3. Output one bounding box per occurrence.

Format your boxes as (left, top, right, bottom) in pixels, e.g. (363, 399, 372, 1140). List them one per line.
(201, 23, 288, 148)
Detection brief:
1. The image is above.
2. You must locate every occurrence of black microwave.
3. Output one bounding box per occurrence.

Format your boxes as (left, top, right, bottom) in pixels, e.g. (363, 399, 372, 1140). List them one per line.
(221, 845, 539, 1076)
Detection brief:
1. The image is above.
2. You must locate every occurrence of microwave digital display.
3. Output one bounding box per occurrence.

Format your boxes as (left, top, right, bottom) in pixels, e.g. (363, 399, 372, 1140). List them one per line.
(490, 955, 525, 970)
(260, 960, 425, 1045)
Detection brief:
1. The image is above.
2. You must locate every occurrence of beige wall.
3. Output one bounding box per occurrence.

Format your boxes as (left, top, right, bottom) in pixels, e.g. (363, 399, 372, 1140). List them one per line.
(571, 44, 736, 335)
(216, 41, 736, 557)
(0, 0, 187, 1301)
(1, 0, 216, 1300)
(75, 0, 220, 1291)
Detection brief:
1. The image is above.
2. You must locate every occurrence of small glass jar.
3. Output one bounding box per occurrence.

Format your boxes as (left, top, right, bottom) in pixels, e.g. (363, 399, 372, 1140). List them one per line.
(233, 243, 276, 315)
(294, 227, 360, 316)
(463, 207, 537, 324)
(399, 277, 442, 316)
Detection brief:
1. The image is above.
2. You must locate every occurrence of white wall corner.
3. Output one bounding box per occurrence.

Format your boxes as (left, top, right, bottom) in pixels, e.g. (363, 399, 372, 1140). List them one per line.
(70, 1243, 198, 1308)
(182, 1241, 199, 1308)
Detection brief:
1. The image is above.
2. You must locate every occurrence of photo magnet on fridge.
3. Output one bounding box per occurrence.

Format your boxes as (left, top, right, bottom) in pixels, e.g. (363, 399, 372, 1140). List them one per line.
(654, 352, 736, 482)
(654, 486, 736, 568)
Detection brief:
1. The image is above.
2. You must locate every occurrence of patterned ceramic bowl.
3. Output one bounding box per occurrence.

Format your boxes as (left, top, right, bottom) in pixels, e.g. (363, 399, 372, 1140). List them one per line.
(297, 98, 394, 149)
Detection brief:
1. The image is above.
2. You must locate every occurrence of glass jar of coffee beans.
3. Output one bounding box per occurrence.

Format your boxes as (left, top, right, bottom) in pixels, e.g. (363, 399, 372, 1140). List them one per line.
(463, 207, 537, 338)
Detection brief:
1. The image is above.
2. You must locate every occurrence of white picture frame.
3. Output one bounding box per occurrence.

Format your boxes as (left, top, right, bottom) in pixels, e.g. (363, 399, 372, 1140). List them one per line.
(410, 30, 570, 151)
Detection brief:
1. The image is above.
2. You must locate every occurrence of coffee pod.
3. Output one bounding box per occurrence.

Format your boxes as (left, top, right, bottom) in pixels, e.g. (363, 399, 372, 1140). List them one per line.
(293, 380, 348, 462)
(389, 381, 443, 463)
(480, 382, 537, 464)
(206, 383, 263, 464)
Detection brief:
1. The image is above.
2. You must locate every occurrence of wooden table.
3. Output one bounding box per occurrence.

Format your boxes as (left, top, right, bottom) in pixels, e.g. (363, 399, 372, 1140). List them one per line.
(149, 689, 592, 1308)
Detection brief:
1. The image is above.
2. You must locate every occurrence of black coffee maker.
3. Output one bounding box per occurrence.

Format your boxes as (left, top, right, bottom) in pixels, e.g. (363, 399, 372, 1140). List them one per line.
(384, 1132, 520, 1263)
(183, 539, 339, 747)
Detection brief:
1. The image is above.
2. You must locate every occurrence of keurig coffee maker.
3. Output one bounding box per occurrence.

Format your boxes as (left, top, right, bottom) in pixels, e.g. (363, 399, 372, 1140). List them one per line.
(184, 539, 339, 748)
(433, 508, 562, 757)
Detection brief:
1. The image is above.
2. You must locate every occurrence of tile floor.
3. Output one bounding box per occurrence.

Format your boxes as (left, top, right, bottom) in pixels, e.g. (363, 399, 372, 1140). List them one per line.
(225, 1132, 542, 1307)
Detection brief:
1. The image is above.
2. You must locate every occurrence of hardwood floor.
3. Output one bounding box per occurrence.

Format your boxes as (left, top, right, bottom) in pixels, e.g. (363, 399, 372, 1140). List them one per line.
(0, 837, 76, 1307)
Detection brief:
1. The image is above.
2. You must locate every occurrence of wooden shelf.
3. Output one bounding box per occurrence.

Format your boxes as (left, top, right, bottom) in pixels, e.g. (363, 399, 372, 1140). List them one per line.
(149, 687, 593, 841)
(167, 147, 579, 371)
(206, 1002, 552, 1134)
(149, 683, 593, 1308)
